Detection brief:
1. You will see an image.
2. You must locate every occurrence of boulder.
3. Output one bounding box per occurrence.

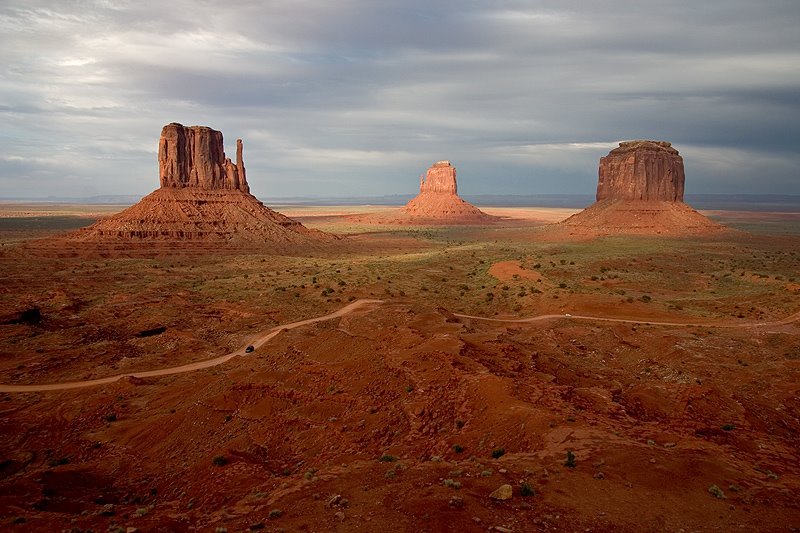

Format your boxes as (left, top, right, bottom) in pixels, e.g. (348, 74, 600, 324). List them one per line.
(489, 484, 513, 500)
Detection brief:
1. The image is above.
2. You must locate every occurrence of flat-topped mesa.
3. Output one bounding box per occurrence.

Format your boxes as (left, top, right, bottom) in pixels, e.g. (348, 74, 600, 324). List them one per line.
(158, 123, 249, 193)
(557, 139, 726, 236)
(419, 160, 457, 195)
(597, 140, 684, 202)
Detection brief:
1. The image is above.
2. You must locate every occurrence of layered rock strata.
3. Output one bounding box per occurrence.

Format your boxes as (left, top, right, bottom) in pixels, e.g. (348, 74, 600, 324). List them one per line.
(560, 141, 724, 236)
(70, 123, 332, 246)
(158, 123, 249, 192)
(397, 161, 497, 224)
(596, 141, 684, 202)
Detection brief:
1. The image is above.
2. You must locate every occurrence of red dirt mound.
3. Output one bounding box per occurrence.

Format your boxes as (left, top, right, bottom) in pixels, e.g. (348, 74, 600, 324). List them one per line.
(558, 199, 727, 237)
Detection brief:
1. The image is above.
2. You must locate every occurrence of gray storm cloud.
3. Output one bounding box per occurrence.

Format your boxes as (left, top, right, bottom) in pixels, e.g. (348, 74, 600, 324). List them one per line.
(1, 0, 798, 198)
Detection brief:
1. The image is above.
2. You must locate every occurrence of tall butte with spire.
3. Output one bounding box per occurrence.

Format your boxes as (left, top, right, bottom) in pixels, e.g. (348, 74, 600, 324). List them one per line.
(559, 140, 725, 236)
(70, 123, 332, 247)
(397, 161, 498, 224)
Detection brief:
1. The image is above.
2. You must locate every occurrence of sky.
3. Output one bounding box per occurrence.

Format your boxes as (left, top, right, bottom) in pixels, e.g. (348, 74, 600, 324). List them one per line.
(1, 0, 799, 200)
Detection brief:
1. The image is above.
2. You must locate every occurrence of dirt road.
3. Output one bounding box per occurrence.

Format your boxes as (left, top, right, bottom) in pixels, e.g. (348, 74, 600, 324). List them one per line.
(455, 309, 800, 328)
(3, 299, 796, 393)
(0, 299, 383, 393)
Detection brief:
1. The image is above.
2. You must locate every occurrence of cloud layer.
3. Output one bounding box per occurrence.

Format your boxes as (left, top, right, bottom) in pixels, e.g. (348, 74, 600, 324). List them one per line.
(2, 0, 798, 198)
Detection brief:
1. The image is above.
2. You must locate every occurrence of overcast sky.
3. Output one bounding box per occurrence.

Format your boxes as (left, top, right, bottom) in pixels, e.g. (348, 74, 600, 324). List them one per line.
(1, 0, 798, 200)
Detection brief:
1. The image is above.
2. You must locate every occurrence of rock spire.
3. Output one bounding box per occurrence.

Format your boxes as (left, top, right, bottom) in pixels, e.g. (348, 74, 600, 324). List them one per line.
(158, 123, 249, 193)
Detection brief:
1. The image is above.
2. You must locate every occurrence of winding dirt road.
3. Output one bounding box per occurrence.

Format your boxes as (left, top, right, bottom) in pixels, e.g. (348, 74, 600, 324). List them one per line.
(2, 299, 797, 393)
(0, 299, 383, 393)
(454, 309, 800, 328)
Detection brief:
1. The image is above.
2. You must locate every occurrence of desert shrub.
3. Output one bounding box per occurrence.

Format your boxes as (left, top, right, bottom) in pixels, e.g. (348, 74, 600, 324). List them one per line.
(565, 450, 576, 468)
(708, 485, 726, 499)
(520, 481, 535, 497)
(48, 457, 69, 467)
(212, 455, 228, 466)
(453, 444, 464, 453)
(491, 448, 505, 459)
(443, 478, 462, 489)
(379, 454, 397, 462)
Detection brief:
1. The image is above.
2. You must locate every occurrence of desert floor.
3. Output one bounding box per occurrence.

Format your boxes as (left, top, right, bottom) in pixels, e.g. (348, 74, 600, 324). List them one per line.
(0, 203, 798, 532)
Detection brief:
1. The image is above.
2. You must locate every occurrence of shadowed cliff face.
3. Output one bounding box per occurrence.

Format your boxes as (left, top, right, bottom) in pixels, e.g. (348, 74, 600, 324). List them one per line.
(158, 123, 249, 193)
(596, 141, 685, 202)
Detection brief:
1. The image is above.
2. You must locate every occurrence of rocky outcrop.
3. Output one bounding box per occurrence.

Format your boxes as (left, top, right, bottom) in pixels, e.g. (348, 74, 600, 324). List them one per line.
(349, 160, 497, 225)
(419, 161, 458, 195)
(558, 141, 725, 237)
(397, 161, 497, 224)
(158, 123, 249, 192)
(596, 141, 684, 202)
(68, 123, 334, 248)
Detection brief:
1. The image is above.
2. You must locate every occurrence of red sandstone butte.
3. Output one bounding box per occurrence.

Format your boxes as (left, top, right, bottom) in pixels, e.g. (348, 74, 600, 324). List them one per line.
(596, 140, 685, 202)
(560, 141, 725, 236)
(69, 123, 332, 246)
(397, 161, 498, 224)
(158, 123, 249, 192)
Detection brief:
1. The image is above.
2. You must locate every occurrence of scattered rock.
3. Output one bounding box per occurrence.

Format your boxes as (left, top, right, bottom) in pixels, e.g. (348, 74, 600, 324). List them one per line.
(99, 503, 115, 516)
(449, 496, 464, 508)
(489, 484, 513, 500)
